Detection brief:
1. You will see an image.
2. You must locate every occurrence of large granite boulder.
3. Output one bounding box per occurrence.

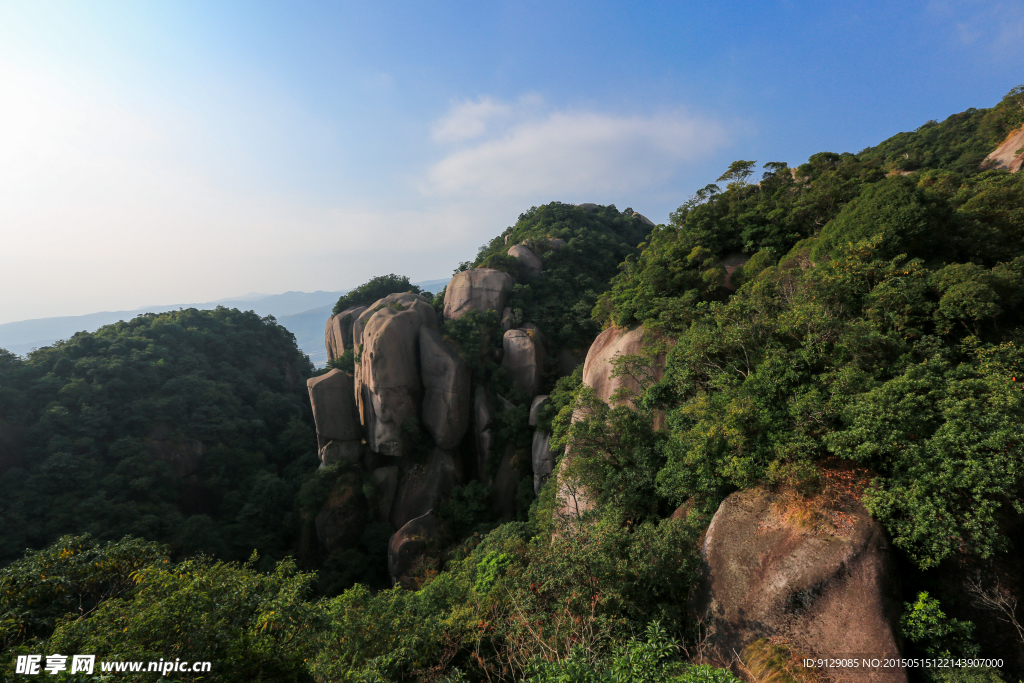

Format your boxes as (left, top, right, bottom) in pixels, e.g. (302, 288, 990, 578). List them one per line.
(443, 268, 515, 320)
(693, 484, 904, 681)
(581, 325, 665, 406)
(554, 325, 667, 526)
(391, 448, 461, 529)
(354, 293, 438, 455)
(388, 510, 441, 586)
(315, 474, 369, 554)
(502, 329, 546, 397)
(982, 123, 1024, 173)
(419, 327, 471, 450)
(307, 369, 362, 449)
(325, 305, 368, 362)
(508, 244, 542, 276)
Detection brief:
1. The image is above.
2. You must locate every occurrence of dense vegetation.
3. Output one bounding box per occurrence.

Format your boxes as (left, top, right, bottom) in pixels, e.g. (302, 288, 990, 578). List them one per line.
(2, 87, 1024, 681)
(0, 308, 318, 568)
(466, 202, 652, 354)
(331, 274, 424, 316)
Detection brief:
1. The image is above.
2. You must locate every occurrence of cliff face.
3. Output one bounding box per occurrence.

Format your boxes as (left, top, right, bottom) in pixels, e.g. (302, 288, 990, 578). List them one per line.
(982, 124, 1024, 173)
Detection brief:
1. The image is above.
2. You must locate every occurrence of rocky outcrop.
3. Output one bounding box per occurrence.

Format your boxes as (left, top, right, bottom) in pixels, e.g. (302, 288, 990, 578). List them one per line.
(531, 431, 553, 495)
(443, 268, 515, 320)
(982, 124, 1024, 173)
(388, 510, 441, 586)
(502, 329, 546, 397)
(355, 293, 438, 455)
(577, 203, 600, 212)
(391, 448, 461, 529)
(325, 305, 368, 362)
(508, 244, 542, 276)
(419, 327, 471, 450)
(307, 370, 362, 454)
(631, 211, 655, 227)
(501, 307, 515, 332)
(315, 474, 369, 554)
(693, 484, 904, 682)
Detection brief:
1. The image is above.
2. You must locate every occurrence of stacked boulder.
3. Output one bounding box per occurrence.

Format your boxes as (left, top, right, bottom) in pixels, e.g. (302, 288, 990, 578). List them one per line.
(310, 259, 567, 583)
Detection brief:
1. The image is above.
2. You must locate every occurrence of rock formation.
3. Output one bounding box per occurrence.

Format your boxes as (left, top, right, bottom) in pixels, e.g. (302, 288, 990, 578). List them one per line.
(531, 431, 553, 495)
(443, 268, 515, 320)
(982, 124, 1024, 173)
(501, 329, 546, 397)
(693, 484, 904, 682)
(528, 395, 548, 426)
(391, 448, 461, 529)
(354, 293, 438, 455)
(388, 509, 441, 586)
(306, 369, 362, 462)
(371, 466, 399, 521)
(631, 211, 655, 227)
(325, 305, 367, 362)
(419, 327, 471, 450)
(315, 474, 369, 554)
(508, 244, 542, 276)
(581, 324, 665, 406)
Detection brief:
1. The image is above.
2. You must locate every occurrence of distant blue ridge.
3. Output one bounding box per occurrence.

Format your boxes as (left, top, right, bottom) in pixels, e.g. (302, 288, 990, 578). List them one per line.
(0, 278, 450, 367)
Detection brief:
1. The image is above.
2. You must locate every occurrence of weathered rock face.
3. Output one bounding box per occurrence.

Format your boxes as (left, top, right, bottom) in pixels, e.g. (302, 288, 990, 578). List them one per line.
(501, 307, 515, 332)
(545, 237, 567, 250)
(391, 448, 461, 529)
(476, 428, 495, 486)
(581, 325, 665, 406)
(371, 466, 399, 521)
(693, 486, 904, 681)
(325, 305, 368, 362)
(508, 244, 542, 276)
(720, 253, 749, 291)
(144, 425, 206, 479)
(307, 369, 362, 450)
(502, 329, 546, 397)
(315, 475, 369, 554)
(355, 294, 438, 455)
(319, 439, 363, 467)
(554, 325, 667, 526)
(419, 327, 471, 450)
(388, 510, 441, 585)
(443, 268, 515, 320)
(532, 431, 553, 495)
(982, 124, 1024, 173)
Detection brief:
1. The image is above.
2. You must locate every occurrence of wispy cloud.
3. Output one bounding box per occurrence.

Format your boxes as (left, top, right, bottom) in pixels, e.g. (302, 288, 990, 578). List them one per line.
(424, 96, 730, 199)
(927, 0, 1024, 58)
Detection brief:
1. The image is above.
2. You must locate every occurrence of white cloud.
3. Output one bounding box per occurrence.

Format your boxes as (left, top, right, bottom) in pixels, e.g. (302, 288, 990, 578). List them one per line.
(431, 97, 513, 143)
(424, 99, 730, 199)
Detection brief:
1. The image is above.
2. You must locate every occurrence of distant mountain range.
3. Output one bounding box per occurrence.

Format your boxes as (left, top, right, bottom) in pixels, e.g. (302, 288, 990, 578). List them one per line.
(0, 278, 451, 367)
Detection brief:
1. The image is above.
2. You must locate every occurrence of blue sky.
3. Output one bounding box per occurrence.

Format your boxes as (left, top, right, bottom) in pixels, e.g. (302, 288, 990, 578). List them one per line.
(1, 0, 1021, 323)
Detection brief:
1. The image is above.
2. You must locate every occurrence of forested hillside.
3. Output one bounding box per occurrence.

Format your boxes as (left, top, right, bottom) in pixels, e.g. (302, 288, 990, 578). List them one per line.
(2, 86, 1023, 682)
(0, 308, 318, 567)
